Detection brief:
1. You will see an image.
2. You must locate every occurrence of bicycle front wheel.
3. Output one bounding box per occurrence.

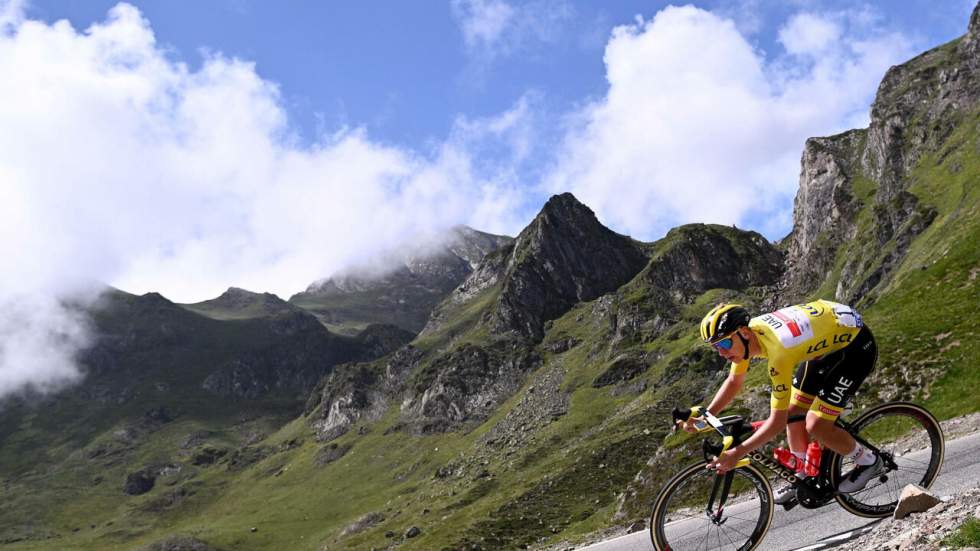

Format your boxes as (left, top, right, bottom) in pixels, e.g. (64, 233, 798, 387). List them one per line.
(650, 461, 774, 551)
(832, 401, 945, 517)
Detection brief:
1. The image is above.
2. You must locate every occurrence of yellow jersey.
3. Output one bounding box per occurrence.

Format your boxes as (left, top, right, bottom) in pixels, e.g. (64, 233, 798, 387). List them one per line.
(730, 300, 864, 410)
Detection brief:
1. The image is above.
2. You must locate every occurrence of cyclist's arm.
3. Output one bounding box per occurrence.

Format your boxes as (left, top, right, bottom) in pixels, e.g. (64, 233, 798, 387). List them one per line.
(706, 371, 746, 415)
(732, 407, 789, 456)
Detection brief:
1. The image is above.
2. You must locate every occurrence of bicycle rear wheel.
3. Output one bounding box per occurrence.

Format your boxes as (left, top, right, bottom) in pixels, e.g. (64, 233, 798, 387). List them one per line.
(650, 461, 774, 551)
(831, 401, 944, 517)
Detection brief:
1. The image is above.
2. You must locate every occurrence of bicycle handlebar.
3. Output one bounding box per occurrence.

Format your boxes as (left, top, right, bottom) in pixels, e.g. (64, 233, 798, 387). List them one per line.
(673, 405, 750, 468)
(672, 406, 700, 424)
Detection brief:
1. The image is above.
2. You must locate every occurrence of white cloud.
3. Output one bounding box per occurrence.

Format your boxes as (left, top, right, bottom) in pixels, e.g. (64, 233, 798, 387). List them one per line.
(0, 3, 535, 398)
(451, 0, 574, 62)
(779, 12, 841, 55)
(0, 291, 96, 397)
(544, 4, 916, 240)
(710, 0, 766, 37)
(0, 0, 25, 29)
(452, 0, 516, 51)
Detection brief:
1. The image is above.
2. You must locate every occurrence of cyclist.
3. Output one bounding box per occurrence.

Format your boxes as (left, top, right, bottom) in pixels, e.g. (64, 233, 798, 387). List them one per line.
(680, 301, 884, 501)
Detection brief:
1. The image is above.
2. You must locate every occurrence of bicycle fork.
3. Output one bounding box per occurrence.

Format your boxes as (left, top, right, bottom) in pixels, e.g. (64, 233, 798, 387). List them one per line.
(706, 471, 735, 525)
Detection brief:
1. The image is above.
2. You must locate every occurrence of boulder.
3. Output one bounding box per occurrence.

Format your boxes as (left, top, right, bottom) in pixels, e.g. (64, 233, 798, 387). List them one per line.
(894, 484, 942, 519)
(123, 470, 156, 496)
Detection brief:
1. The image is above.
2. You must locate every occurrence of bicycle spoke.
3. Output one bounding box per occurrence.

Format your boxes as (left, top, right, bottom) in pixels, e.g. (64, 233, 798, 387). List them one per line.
(696, 526, 711, 550)
(833, 404, 944, 518)
(720, 525, 738, 551)
(721, 522, 753, 540)
(670, 521, 714, 542)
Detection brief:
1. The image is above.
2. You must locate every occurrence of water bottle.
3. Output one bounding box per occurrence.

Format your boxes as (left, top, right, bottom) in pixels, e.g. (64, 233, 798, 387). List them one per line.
(804, 441, 821, 477)
(773, 447, 796, 470)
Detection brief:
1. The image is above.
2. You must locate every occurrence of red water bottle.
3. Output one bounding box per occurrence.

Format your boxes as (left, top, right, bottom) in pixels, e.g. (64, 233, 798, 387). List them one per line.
(773, 447, 795, 470)
(804, 441, 821, 477)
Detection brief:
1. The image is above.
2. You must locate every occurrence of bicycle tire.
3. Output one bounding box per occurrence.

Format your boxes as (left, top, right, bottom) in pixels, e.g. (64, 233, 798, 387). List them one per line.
(650, 461, 774, 551)
(831, 401, 945, 518)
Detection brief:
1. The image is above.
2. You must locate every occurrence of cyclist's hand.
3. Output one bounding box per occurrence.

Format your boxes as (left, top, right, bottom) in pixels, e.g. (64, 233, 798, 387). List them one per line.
(676, 416, 704, 433)
(707, 450, 740, 473)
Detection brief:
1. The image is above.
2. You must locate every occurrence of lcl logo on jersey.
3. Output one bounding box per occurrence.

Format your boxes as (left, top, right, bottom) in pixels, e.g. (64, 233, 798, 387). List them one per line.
(805, 333, 853, 354)
(798, 303, 826, 317)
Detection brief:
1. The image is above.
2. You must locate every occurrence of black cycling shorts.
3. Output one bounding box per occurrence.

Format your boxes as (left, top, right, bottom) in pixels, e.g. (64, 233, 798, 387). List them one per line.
(790, 326, 877, 420)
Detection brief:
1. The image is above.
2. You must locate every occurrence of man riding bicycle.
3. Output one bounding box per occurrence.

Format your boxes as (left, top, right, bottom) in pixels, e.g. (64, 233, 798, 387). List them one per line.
(680, 300, 884, 502)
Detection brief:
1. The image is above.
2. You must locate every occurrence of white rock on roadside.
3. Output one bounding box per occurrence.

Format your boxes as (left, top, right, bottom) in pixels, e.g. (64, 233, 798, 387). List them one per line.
(894, 485, 942, 520)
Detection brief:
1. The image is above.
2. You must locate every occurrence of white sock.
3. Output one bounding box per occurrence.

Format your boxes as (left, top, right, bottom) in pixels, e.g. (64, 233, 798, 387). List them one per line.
(846, 444, 877, 466)
(792, 451, 806, 464)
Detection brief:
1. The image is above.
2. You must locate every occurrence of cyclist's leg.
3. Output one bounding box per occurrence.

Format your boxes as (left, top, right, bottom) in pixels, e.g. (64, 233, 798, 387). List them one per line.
(789, 362, 818, 455)
(804, 326, 877, 455)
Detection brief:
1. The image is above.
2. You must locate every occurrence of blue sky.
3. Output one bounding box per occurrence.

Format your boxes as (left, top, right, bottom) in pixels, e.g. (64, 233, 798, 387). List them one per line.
(2, 0, 977, 302)
(28, 1, 972, 149)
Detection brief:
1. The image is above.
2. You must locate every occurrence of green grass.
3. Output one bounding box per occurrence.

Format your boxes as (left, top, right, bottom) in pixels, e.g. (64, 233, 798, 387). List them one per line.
(861, 110, 980, 418)
(411, 282, 502, 353)
(943, 518, 980, 548)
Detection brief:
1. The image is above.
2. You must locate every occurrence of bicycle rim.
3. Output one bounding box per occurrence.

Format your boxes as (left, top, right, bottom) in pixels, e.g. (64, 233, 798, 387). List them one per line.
(650, 462, 774, 551)
(832, 402, 945, 517)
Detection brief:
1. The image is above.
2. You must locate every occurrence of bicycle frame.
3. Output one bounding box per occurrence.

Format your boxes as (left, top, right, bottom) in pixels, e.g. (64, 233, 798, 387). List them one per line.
(676, 407, 887, 511)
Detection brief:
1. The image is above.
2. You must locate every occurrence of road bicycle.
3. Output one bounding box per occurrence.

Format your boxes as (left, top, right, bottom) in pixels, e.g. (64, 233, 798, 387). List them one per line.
(649, 402, 944, 551)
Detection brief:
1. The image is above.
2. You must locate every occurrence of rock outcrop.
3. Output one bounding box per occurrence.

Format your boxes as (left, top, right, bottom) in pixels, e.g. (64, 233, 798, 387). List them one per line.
(641, 224, 783, 300)
(780, 6, 980, 303)
(781, 131, 867, 298)
(306, 346, 423, 441)
(401, 342, 542, 433)
(483, 193, 649, 341)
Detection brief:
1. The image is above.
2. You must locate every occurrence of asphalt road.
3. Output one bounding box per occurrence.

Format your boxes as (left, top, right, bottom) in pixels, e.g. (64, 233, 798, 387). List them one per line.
(580, 431, 980, 551)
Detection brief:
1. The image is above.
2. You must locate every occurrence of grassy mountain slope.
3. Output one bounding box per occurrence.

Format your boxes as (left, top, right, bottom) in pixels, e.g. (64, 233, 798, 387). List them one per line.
(860, 108, 980, 418)
(0, 289, 405, 549)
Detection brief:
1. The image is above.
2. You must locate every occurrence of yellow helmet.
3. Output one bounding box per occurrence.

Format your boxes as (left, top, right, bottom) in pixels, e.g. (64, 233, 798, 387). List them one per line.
(700, 303, 751, 343)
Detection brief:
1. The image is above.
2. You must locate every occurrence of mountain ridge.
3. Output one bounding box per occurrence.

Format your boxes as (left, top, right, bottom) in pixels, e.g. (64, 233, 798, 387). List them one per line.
(289, 225, 512, 335)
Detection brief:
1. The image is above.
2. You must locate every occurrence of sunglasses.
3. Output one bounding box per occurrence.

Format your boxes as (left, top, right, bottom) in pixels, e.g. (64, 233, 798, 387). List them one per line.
(711, 335, 735, 350)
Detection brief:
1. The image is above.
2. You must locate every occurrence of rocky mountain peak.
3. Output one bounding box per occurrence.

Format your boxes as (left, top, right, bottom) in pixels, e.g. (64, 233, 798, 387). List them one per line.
(485, 193, 649, 340)
(538, 191, 598, 222)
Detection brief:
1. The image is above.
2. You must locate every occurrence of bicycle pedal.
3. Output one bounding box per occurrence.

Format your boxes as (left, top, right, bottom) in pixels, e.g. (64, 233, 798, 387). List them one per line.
(781, 498, 798, 511)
